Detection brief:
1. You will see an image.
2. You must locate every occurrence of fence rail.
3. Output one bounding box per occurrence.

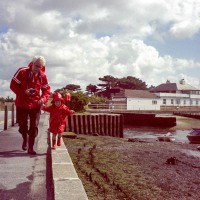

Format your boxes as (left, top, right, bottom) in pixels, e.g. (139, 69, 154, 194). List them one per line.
(88, 103, 127, 110)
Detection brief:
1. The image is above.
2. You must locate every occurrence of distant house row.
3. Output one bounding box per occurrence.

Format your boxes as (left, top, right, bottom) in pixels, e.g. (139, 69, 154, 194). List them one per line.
(110, 79, 200, 111)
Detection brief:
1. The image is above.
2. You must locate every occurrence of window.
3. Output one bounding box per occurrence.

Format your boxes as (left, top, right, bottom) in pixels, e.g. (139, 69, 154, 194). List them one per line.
(152, 100, 157, 105)
(163, 99, 166, 104)
(171, 99, 174, 105)
(196, 100, 198, 105)
(176, 99, 180, 105)
(190, 100, 193, 105)
(183, 100, 186, 105)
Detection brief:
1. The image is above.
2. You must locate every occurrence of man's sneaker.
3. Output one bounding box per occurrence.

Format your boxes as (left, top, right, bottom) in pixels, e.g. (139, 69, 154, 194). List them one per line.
(22, 139, 27, 151)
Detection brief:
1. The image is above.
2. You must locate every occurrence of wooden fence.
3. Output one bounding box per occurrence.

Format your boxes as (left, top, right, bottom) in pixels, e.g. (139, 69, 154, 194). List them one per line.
(66, 114, 124, 138)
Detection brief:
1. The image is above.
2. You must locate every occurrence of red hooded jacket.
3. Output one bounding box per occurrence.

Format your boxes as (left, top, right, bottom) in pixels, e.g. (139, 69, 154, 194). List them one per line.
(42, 104, 73, 134)
(10, 62, 50, 109)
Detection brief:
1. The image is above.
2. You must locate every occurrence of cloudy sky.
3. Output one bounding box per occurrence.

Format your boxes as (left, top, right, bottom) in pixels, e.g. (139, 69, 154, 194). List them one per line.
(1, 0, 200, 98)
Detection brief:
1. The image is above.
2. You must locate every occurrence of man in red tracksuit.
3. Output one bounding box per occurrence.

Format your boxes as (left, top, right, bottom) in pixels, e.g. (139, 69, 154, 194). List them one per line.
(10, 56, 50, 155)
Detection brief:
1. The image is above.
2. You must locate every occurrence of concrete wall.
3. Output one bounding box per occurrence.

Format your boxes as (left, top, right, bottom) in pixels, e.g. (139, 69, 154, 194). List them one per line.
(118, 112, 176, 127)
(43, 113, 89, 200)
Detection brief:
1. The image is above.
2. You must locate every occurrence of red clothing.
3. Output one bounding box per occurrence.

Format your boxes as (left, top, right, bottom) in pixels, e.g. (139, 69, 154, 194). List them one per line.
(10, 62, 50, 109)
(42, 104, 72, 134)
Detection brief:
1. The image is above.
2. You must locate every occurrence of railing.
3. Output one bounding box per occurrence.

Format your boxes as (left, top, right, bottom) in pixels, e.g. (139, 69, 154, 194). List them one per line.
(0, 104, 16, 131)
(87, 103, 127, 110)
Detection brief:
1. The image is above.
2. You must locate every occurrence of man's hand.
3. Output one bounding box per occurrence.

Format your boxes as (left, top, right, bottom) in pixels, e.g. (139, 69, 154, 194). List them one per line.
(70, 110, 75, 115)
(25, 88, 36, 96)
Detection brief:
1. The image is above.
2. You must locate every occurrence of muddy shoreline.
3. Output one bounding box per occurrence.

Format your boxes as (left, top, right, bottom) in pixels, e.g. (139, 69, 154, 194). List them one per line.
(64, 116, 200, 200)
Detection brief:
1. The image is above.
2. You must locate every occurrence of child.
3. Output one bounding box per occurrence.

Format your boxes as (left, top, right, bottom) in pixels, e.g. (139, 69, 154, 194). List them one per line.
(42, 92, 74, 149)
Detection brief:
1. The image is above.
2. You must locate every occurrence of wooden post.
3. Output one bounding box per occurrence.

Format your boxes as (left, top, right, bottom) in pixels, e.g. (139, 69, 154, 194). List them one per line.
(88, 115, 92, 135)
(92, 115, 97, 134)
(119, 114, 124, 138)
(96, 115, 100, 135)
(16, 106, 18, 124)
(78, 115, 83, 134)
(100, 115, 105, 135)
(115, 115, 119, 137)
(11, 104, 15, 126)
(83, 115, 88, 135)
(105, 115, 109, 136)
(4, 105, 8, 130)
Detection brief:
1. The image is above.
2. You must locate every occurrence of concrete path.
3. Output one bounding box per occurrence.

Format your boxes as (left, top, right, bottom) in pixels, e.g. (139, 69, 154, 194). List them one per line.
(0, 113, 54, 200)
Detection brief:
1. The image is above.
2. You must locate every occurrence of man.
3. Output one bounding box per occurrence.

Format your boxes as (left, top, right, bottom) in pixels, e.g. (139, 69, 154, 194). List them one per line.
(10, 56, 50, 155)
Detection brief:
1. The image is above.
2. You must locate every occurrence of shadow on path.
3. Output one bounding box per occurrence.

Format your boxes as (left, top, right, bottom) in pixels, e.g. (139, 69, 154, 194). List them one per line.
(0, 150, 46, 158)
(0, 175, 33, 200)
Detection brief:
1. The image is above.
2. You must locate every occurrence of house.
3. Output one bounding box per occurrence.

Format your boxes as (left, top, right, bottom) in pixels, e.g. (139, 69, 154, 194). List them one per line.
(151, 79, 200, 110)
(111, 79, 200, 111)
(111, 89, 160, 110)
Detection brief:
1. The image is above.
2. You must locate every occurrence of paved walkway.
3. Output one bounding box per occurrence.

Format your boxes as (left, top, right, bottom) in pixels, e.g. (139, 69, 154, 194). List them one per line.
(0, 113, 54, 200)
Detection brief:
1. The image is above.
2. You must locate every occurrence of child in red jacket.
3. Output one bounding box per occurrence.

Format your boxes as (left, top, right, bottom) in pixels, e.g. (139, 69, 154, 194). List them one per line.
(42, 92, 74, 149)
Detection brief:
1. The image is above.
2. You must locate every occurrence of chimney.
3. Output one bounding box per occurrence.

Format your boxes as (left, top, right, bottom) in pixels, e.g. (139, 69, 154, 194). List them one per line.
(179, 79, 185, 85)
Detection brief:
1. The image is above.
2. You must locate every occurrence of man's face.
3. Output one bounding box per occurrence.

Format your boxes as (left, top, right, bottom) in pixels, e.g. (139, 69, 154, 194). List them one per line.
(32, 60, 43, 74)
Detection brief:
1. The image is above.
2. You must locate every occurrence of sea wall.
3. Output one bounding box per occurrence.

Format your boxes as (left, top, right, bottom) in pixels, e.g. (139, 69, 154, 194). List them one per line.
(174, 112, 200, 119)
(66, 114, 124, 138)
(115, 112, 176, 127)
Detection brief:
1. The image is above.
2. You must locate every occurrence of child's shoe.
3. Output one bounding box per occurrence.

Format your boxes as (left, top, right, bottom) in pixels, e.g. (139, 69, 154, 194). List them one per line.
(52, 140, 56, 150)
(57, 137, 61, 146)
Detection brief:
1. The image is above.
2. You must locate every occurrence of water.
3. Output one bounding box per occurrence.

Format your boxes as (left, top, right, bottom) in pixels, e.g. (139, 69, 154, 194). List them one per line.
(123, 125, 200, 158)
(123, 125, 190, 143)
(181, 149, 200, 158)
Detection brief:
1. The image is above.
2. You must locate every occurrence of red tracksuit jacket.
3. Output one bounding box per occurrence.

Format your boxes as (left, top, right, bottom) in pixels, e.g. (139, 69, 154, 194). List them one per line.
(10, 62, 50, 109)
(42, 104, 72, 134)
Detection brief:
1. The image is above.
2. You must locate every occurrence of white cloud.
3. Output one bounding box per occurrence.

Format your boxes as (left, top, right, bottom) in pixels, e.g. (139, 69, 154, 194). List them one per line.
(169, 0, 200, 38)
(1, 0, 200, 98)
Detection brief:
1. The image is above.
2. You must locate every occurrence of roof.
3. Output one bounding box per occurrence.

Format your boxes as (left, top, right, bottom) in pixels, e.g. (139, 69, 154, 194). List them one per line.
(151, 83, 177, 92)
(151, 82, 199, 92)
(113, 89, 159, 99)
(176, 83, 199, 91)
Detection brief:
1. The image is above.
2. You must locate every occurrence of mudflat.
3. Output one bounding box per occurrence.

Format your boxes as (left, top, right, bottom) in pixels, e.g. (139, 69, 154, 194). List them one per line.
(64, 116, 200, 200)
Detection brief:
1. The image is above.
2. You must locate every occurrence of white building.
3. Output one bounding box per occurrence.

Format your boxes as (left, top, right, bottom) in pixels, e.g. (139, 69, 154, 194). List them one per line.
(151, 79, 200, 108)
(111, 89, 160, 111)
(111, 79, 200, 111)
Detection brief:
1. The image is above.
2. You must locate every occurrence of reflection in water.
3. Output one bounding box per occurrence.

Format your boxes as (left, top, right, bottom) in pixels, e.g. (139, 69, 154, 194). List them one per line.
(123, 125, 190, 143)
(181, 149, 200, 158)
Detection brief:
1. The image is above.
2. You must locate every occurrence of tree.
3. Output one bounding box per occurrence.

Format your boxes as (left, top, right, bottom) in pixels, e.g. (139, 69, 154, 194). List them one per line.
(62, 91, 89, 112)
(98, 75, 147, 91)
(70, 92, 89, 112)
(88, 95, 107, 104)
(0, 97, 5, 103)
(86, 84, 99, 95)
(5, 96, 14, 102)
(98, 75, 118, 89)
(96, 75, 148, 98)
(64, 84, 81, 91)
(118, 76, 147, 90)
